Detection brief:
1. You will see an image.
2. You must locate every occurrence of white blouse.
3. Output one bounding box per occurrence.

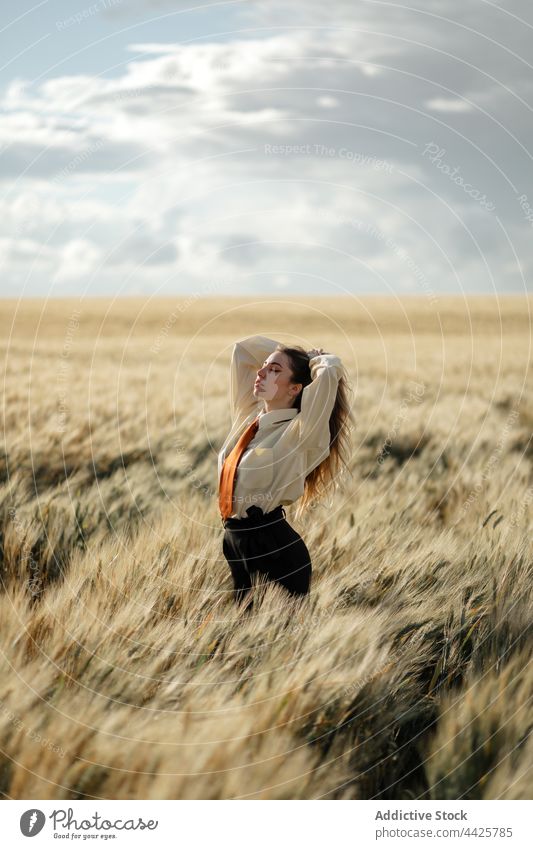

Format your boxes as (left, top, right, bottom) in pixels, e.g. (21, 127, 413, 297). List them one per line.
(218, 334, 343, 520)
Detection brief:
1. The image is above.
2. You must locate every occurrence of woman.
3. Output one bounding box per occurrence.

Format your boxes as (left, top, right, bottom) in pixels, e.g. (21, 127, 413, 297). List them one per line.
(218, 335, 354, 612)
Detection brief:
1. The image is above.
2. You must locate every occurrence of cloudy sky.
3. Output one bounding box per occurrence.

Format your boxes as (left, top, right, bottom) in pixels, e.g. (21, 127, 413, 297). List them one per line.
(1, 0, 532, 297)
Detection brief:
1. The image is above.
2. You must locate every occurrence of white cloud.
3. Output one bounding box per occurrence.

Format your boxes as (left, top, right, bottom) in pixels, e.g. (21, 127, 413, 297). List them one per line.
(0, 237, 56, 266)
(1, 1, 532, 294)
(426, 97, 473, 112)
(55, 239, 102, 282)
(316, 96, 339, 108)
(360, 65, 382, 77)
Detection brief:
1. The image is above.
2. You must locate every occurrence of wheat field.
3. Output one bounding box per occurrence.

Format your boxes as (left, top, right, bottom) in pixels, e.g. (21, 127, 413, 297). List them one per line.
(0, 295, 531, 800)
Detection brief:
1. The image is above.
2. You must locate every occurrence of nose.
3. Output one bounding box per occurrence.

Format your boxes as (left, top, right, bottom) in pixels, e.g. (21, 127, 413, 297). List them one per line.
(257, 366, 266, 379)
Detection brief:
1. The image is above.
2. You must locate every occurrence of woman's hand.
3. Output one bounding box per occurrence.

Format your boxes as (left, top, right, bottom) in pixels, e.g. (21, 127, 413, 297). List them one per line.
(307, 347, 329, 358)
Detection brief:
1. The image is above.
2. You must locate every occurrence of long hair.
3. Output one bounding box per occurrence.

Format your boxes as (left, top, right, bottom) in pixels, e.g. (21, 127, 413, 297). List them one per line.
(275, 344, 356, 521)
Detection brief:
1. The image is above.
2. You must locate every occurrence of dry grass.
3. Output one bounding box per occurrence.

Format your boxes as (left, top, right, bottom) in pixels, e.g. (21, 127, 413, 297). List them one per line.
(0, 295, 531, 800)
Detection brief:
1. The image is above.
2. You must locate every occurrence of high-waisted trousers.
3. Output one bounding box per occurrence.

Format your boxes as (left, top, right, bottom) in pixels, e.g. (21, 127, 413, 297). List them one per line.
(222, 504, 312, 608)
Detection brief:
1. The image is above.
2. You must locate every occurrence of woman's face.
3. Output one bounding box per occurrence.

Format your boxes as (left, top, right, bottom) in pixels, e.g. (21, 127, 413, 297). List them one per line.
(254, 351, 301, 406)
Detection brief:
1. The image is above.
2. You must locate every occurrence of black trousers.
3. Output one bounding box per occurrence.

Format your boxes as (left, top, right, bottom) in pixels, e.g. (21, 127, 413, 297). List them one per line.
(222, 504, 312, 607)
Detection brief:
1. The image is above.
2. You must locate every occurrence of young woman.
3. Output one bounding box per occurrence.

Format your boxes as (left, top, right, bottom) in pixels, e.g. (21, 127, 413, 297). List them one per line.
(218, 335, 354, 612)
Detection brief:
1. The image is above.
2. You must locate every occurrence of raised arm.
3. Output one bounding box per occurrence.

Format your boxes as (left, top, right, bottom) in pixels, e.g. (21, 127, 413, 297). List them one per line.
(298, 352, 343, 453)
(230, 334, 281, 420)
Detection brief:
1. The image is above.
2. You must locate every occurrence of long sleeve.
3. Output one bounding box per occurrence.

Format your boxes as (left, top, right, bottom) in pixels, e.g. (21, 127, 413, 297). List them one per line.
(230, 334, 281, 421)
(298, 353, 343, 453)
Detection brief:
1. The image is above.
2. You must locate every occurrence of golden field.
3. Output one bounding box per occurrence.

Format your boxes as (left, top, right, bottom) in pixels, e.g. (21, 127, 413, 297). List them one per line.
(0, 295, 531, 800)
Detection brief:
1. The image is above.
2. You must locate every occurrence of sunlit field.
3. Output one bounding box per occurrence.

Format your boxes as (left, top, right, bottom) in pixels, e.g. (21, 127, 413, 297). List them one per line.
(0, 295, 531, 800)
